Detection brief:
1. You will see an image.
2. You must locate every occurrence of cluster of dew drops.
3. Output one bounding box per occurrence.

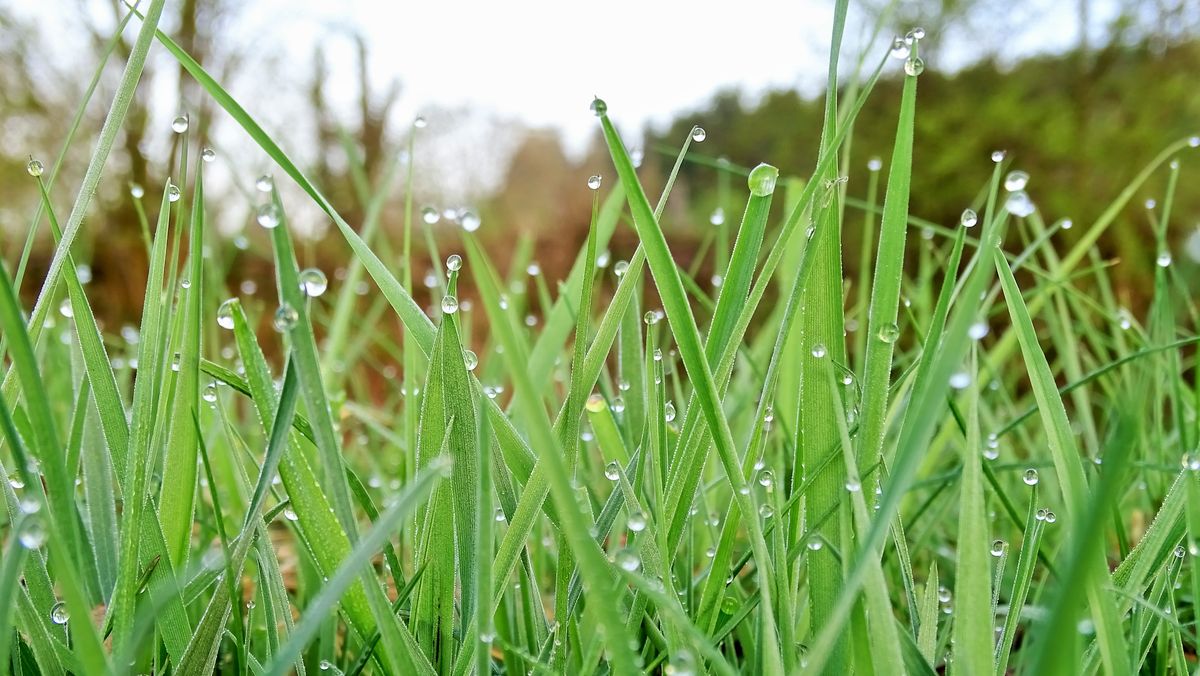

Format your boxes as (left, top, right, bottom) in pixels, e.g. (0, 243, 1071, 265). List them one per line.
(889, 27, 927, 76)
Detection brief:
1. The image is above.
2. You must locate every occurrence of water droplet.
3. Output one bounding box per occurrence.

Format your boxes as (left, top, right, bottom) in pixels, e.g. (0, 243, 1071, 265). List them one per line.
(444, 254, 463, 273)
(463, 350, 478, 371)
(644, 310, 662, 325)
(968, 321, 989, 340)
(299, 268, 328, 297)
(614, 260, 629, 277)
(806, 538, 823, 551)
(441, 295, 459, 314)
(748, 163, 779, 197)
(412, 115, 427, 129)
(1004, 170, 1030, 192)
(628, 511, 647, 532)
(1044, 511, 1057, 524)
(846, 478, 862, 492)
(255, 174, 273, 192)
(171, 114, 189, 133)
(889, 37, 911, 60)
(257, 203, 281, 228)
(217, 299, 237, 330)
(1156, 250, 1173, 268)
(273, 304, 299, 332)
(590, 97, 607, 116)
(705, 546, 717, 558)
(460, 210, 481, 232)
(19, 518, 46, 548)
(811, 343, 827, 358)
(615, 549, 641, 571)
(611, 396, 626, 413)
(167, 183, 181, 202)
(605, 461, 622, 482)
(130, 183, 145, 199)
(171, 352, 182, 372)
(757, 469, 774, 488)
(1181, 453, 1200, 471)
(949, 371, 972, 389)
(319, 659, 333, 671)
(1004, 191, 1036, 217)
(990, 539, 1007, 557)
(906, 26, 926, 41)
(202, 382, 218, 403)
(904, 56, 925, 77)
(960, 208, 978, 228)
(759, 503, 775, 519)
(867, 157, 883, 172)
(50, 601, 69, 625)
(26, 158, 44, 177)
(937, 586, 952, 603)
(877, 322, 900, 344)
(494, 507, 506, 522)
(201, 147, 216, 163)
(1174, 545, 1186, 558)
(653, 348, 663, 362)
(707, 207, 726, 226)
(587, 174, 602, 190)
(58, 299, 74, 318)
(664, 401, 676, 422)
(991, 150, 1007, 163)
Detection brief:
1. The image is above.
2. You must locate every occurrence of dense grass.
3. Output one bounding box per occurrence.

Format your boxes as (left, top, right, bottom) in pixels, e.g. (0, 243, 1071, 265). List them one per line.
(3, 3, 1200, 674)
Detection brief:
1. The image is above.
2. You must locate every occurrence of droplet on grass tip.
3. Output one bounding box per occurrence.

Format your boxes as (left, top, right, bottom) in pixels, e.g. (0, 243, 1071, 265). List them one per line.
(991, 150, 1007, 163)
(255, 174, 273, 192)
(167, 183, 181, 202)
(747, 163, 779, 197)
(26, 158, 43, 177)
(960, 208, 978, 228)
(867, 157, 883, 172)
(949, 371, 971, 389)
(273, 304, 299, 332)
(201, 147, 216, 163)
(906, 26, 926, 41)
(1156, 250, 1172, 268)
(217, 299, 237, 330)
(1181, 453, 1200, 471)
(460, 210, 481, 232)
(1061, 218, 1073, 230)
(757, 469, 774, 488)
(1004, 170, 1029, 192)
(1004, 191, 1036, 217)
(904, 56, 925, 77)
(587, 174, 602, 190)
(1023, 468, 1039, 485)
(691, 126, 706, 142)
(605, 462, 621, 481)
(256, 203, 281, 229)
(299, 268, 328, 297)
(614, 260, 629, 277)
(171, 114, 189, 134)
(806, 538, 823, 551)
(590, 97, 607, 116)
(413, 116, 427, 129)
(628, 511, 647, 532)
(889, 38, 911, 60)
(990, 540, 1007, 557)
(420, 206, 440, 224)
(968, 321, 989, 340)
(446, 254, 463, 272)
(709, 207, 725, 225)
(441, 295, 459, 314)
(130, 183, 145, 199)
(644, 310, 662, 325)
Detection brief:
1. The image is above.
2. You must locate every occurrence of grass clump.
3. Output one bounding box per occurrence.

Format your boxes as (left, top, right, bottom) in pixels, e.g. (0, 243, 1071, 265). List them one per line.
(2, 4, 1200, 675)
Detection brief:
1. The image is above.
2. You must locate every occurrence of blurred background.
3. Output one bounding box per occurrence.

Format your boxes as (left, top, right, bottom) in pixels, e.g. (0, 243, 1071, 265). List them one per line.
(2, 0, 1199, 331)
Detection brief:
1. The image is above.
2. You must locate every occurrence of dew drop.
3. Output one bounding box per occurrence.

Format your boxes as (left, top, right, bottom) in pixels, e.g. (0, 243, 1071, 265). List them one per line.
(990, 540, 1007, 557)
(759, 503, 775, 519)
(587, 174, 602, 190)
(611, 396, 625, 413)
(26, 158, 44, 177)
(256, 203, 281, 229)
(441, 295, 459, 314)
(590, 97, 607, 117)
(50, 601, 69, 625)
(413, 116, 427, 129)
(877, 322, 900, 344)
(1004, 191, 1036, 218)
(628, 511, 647, 532)
(960, 208, 978, 228)
(614, 260, 629, 277)
(460, 211, 481, 232)
(968, 321, 989, 340)
(299, 268, 328, 297)
(201, 147, 216, 163)
(605, 461, 622, 482)
(949, 371, 972, 389)
(1174, 545, 1186, 558)
(130, 183, 145, 199)
(904, 56, 925, 77)
(171, 114, 190, 134)
(1061, 218, 1073, 230)
(1023, 468, 1039, 485)
(1156, 250, 1173, 268)
(202, 382, 218, 403)
(664, 401, 676, 422)
(446, 254, 463, 272)
(644, 310, 662, 325)
(1044, 511, 1057, 524)
(889, 38, 911, 60)
(747, 163, 779, 197)
(906, 26, 926, 41)
(867, 157, 883, 172)
(846, 478, 862, 492)
(615, 549, 641, 571)
(463, 350, 478, 371)
(167, 183, 182, 202)
(255, 174, 273, 192)
(19, 518, 46, 549)
(709, 207, 725, 226)
(1181, 453, 1200, 471)
(495, 507, 506, 522)
(691, 126, 706, 142)
(811, 343, 827, 358)
(757, 469, 774, 488)
(217, 299, 237, 330)
(284, 507, 299, 521)
(991, 150, 1007, 163)
(1004, 170, 1030, 192)
(273, 304, 299, 332)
